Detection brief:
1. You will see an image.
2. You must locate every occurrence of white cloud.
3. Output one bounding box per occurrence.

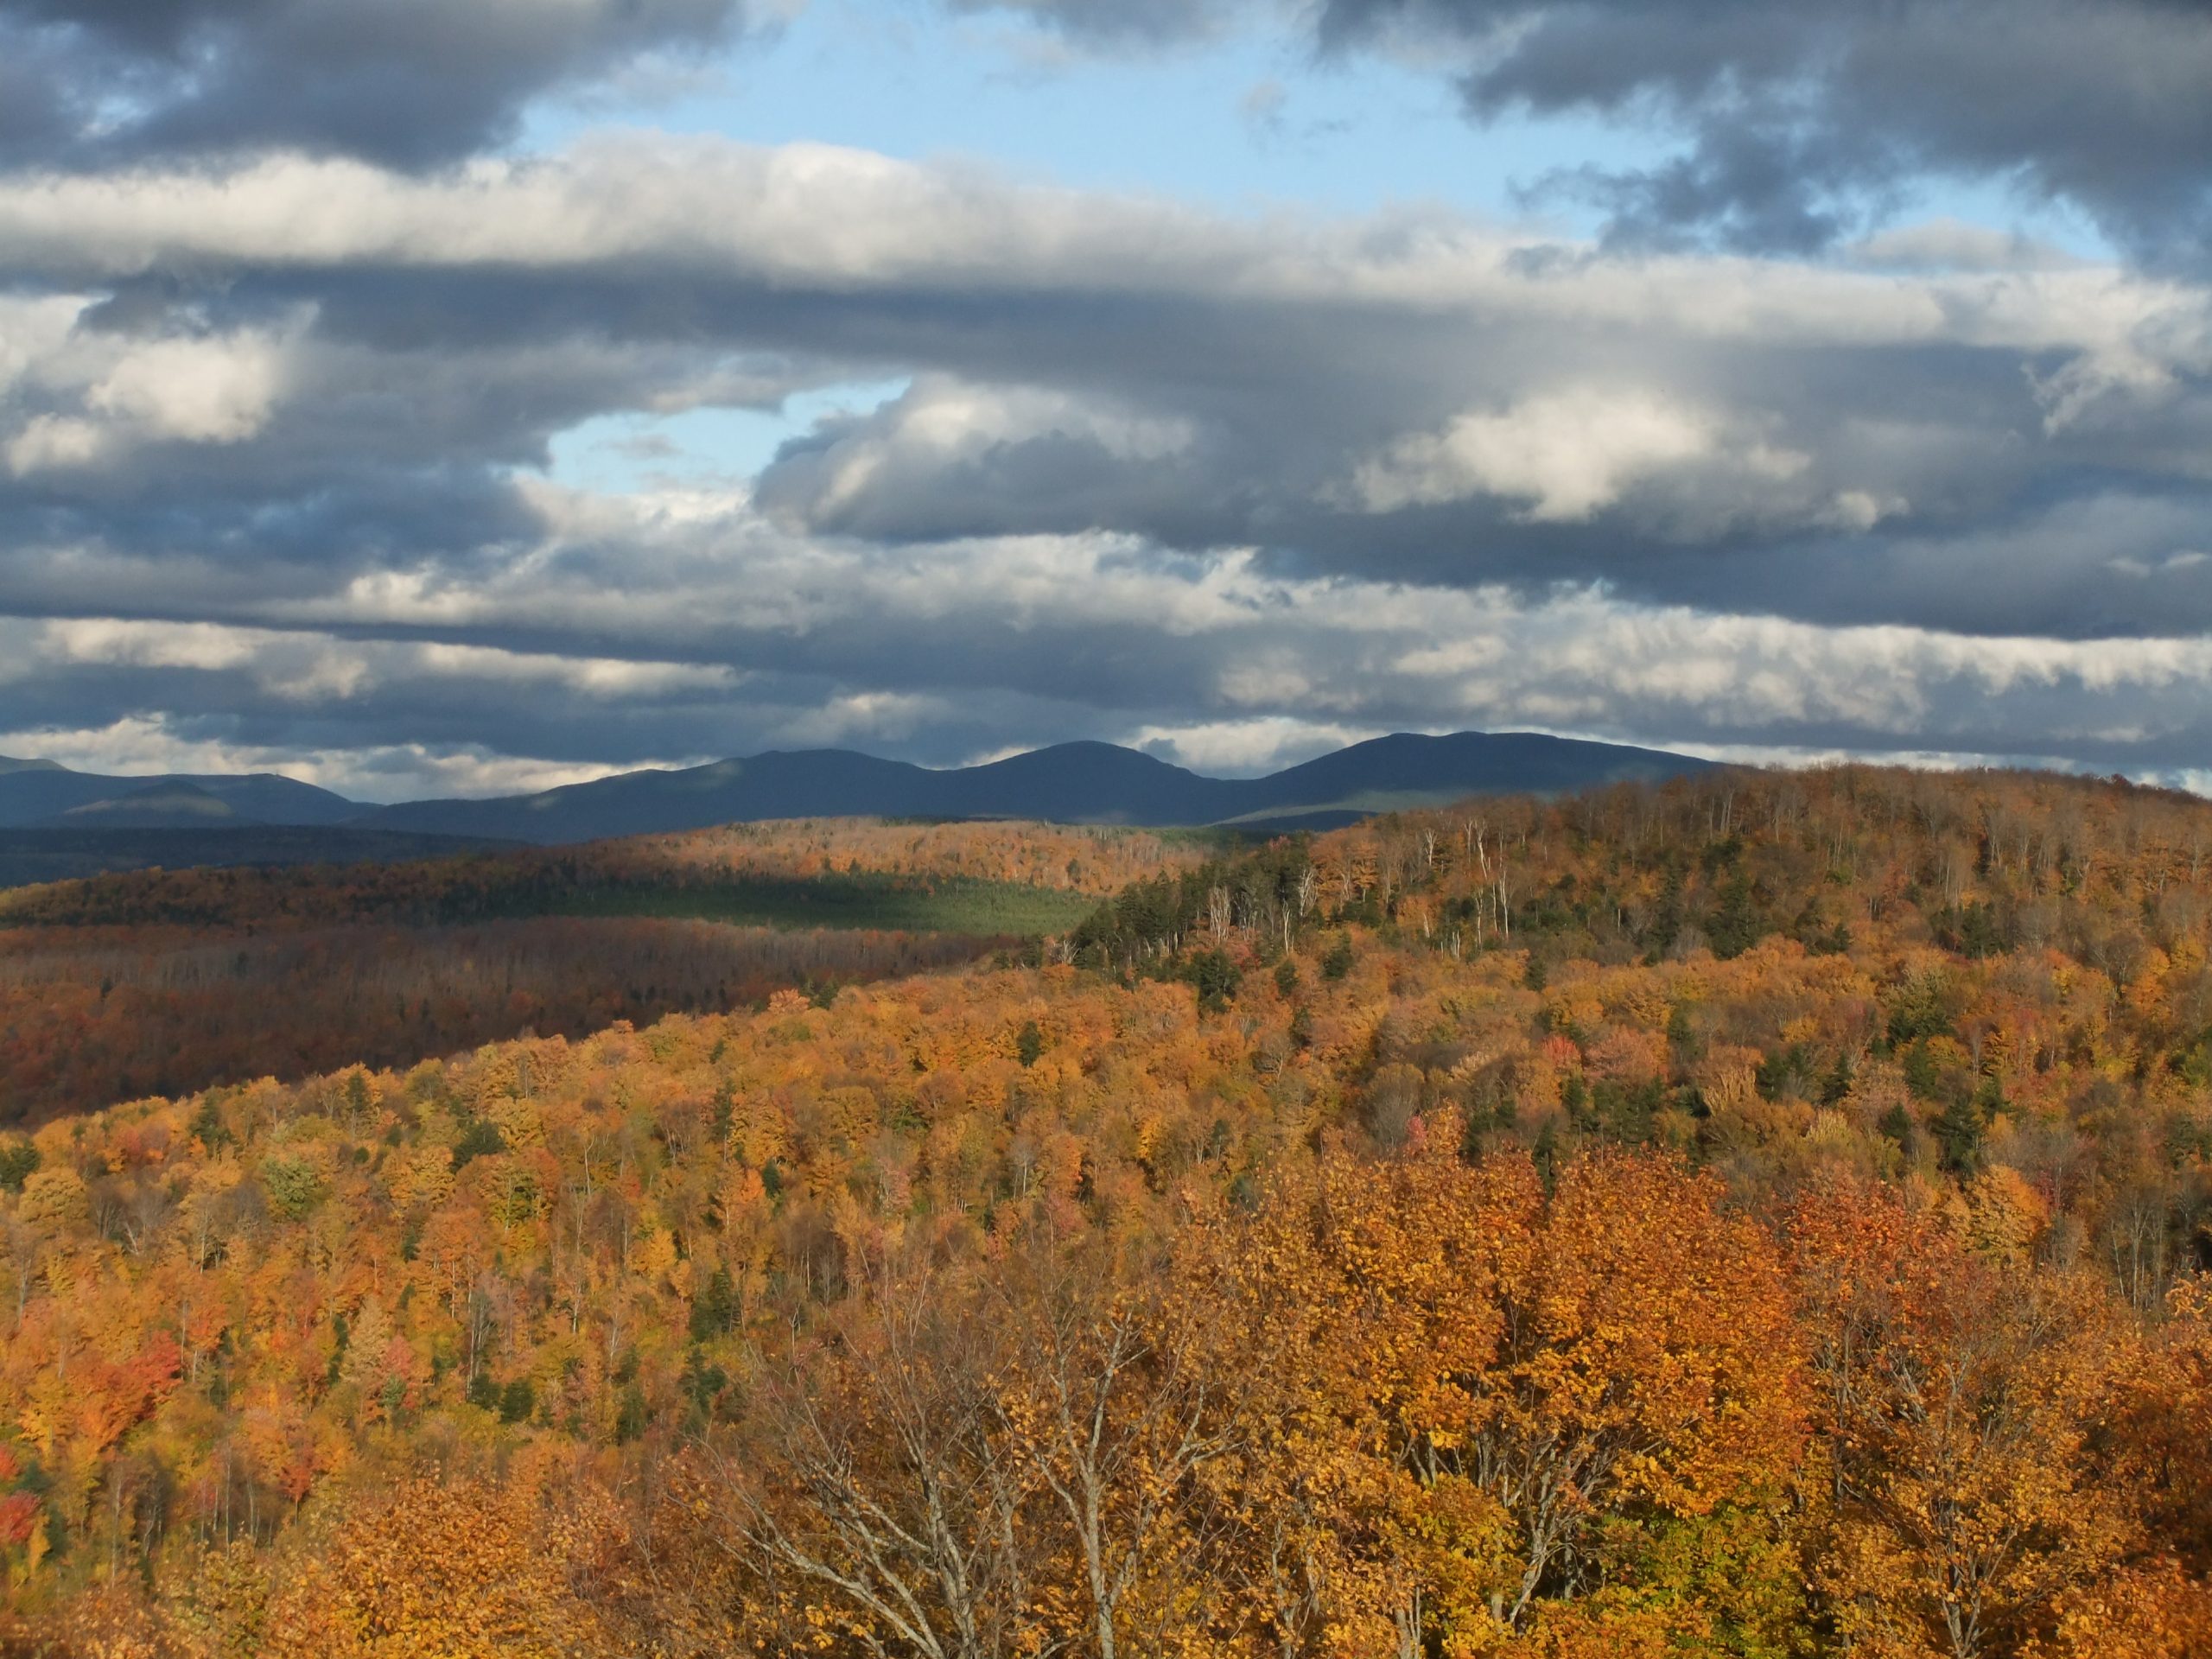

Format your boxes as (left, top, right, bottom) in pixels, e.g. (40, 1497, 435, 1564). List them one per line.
(1352, 388, 1722, 519)
(2, 140, 2203, 378)
(149, 482, 2212, 767)
(22, 496, 2212, 793)
(3, 309, 297, 474)
(40, 618, 266, 672)
(779, 690, 955, 747)
(0, 717, 692, 802)
(779, 375, 1198, 521)
(0, 296, 86, 394)
(1849, 219, 2083, 275)
(6, 415, 106, 474)
(1130, 715, 1379, 775)
(88, 334, 286, 444)
(33, 616, 737, 704)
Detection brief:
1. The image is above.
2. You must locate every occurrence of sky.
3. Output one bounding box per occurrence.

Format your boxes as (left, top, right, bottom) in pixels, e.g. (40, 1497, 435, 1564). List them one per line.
(1, 0, 2209, 802)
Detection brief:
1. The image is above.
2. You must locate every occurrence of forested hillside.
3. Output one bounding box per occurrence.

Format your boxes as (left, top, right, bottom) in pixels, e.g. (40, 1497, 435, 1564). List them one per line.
(0, 817, 1198, 931)
(0, 829, 515, 892)
(0, 923, 989, 1129)
(0, 820, 1198, 1128)
(9, 767, 2212, 1654)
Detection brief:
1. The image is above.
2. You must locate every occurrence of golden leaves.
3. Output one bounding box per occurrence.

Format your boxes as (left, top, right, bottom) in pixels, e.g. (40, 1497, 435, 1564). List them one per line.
(16, 1166, 88, 1227)
(388, 1142, 455, 1210)
(262, 1471, 622, 1659)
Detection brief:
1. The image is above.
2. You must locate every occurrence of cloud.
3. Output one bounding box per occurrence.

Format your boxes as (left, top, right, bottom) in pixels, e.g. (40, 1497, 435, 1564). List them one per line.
(756, 375, 1200, 537)
(1849, 219, 2084, 276)
(1132, 715, 1382, 775)
(0, 715, 685, 801)
(1239, 79, 1290, 141)
(4, 140, 2202, 368)
(0, 148, 2200, 537)
(5, 321, 294, 475)
(16, 447, 2212, 798)
(941, 0, 1228, 48)
(0, 141, 2204, 677)
(1351, 388, 1730, 520)
(33, 615, 738, 698)
(1314, 0, 2212, 260)
(0, 100, 2209, 794)
(0, 0, 764, 168)
(26, 471, 2212, 791)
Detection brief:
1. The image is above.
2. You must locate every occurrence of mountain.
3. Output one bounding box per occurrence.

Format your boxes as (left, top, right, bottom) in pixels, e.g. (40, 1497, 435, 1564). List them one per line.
(42, 779, 251, 830)
(345, 745, 1190, 842)
(0, 762, 360, 829)
(1217, 731, 1719, 830)
(359, 731, 1716, 843)
(0, 731, 1719, 861)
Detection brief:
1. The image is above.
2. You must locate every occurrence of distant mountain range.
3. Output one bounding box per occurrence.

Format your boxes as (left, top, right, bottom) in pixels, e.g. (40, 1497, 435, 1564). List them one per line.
(360, 731, 1716, 842)
(0, 732, 1717, 873)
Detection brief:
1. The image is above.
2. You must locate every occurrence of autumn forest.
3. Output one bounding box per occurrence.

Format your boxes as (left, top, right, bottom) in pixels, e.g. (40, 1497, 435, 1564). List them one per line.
(10, 768, 2212, 1657)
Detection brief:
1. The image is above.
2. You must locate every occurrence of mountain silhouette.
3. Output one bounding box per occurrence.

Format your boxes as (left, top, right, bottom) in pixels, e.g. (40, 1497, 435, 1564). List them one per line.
(0, 732, 1717, 862)
(358, 731, 1713, 842)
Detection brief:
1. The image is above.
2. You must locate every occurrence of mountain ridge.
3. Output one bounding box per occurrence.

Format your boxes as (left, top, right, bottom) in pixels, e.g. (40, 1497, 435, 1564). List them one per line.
(0, 731, 1719, 849)
(358, 730, 1716, 842)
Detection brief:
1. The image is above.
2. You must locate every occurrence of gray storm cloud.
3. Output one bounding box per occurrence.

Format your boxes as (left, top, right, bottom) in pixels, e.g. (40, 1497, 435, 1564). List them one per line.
(1310, 0, 2212, 260)
(0, 0, 761, 168)
(4, 144, 2199, 613)
(985, 0, 2212, 257)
